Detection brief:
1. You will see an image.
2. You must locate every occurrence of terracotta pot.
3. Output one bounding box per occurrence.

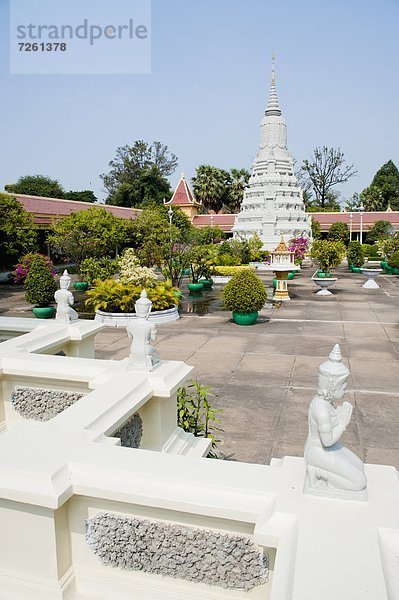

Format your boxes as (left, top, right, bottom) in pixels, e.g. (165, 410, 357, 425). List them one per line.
(232, 311, 258, 326)
(33, 306, 55, 319)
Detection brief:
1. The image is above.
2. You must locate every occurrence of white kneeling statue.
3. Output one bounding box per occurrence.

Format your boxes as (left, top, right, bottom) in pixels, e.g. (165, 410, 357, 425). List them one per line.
(304, 344, 367, 500)
(55, 270, 79, 323)
(127, 290, 161, 372)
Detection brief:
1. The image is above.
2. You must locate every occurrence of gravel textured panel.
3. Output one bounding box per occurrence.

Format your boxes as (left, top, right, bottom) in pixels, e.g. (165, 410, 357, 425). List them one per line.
(86, 513, 268, 590)
(11, 386, 84, 421)
(112, 413, 143, 448)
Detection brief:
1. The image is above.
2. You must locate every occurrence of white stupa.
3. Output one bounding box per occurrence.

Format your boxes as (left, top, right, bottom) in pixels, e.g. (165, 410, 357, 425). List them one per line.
(233, 56, 311, 250)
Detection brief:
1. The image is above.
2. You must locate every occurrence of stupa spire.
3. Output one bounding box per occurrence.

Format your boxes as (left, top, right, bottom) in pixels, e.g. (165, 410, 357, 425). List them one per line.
(265, 51, 281, 117)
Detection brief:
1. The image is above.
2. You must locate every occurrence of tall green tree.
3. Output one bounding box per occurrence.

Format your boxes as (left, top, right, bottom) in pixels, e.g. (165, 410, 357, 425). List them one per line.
(344, 192, 361, 211)
(47, 207, 133, 271)
(226, 168, 251, 213)
(106, 166, 172, 208)
(5, 175, 65, 198)
(100, 140, 177, 201)
(192, 165, 230, 213)
(327, 222, 349, 245)
(300, 147, 357, 209)
(361, 160, 399, 211)
(0, 193, 38, 268)
(366, 220, 394, 244)
(63, 190, 97, 203)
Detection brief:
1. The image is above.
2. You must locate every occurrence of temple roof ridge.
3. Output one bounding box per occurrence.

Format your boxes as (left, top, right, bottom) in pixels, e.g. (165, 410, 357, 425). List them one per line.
(164, 173, 201, 207)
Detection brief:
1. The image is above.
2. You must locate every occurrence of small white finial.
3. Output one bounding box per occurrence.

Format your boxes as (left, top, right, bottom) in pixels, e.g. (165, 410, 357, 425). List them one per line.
(271, 50, 275, 85)
(181, 172, 185, 179)
(329, 344, 342, 363)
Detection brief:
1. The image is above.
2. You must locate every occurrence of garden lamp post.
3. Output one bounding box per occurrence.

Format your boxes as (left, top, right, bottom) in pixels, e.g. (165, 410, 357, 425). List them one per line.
(210, 214, 214, 227)
(359, 203, 365, 244)
(349, 213, 353, 242)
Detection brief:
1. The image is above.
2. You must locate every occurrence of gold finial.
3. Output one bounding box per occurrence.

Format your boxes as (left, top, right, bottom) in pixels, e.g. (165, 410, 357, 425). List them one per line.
(275, 236, 288, 253)
(271, 50, 275, 85)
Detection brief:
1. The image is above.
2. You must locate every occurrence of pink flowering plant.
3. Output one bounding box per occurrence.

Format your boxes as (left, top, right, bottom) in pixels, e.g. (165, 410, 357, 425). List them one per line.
(13, 253, 56, 285)
(288, 236, 310, 264)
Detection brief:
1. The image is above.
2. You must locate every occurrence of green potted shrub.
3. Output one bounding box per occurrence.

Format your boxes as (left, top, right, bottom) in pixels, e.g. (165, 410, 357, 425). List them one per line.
(223, 269, 267, 325)
(388, 250, 399, 275)
(25, 255, 57, 318)
(311, 240, 346, 276)
(347, 241, 364, 273)
(187, 246, 213, 294)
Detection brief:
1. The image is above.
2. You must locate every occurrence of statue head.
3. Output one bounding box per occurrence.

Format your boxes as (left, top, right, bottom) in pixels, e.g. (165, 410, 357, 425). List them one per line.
(59, 269, 71, 290)
(135, 289, 152, 319)
(317, 344, 349, 402)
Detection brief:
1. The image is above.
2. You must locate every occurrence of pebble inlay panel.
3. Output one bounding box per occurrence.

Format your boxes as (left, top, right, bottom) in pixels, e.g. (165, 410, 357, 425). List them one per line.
(85, 513, 268, 591)
(11, 386, 84, 421)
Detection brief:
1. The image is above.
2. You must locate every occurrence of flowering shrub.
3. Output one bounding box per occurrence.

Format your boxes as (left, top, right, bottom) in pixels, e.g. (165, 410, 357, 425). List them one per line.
(13, 253, 55, 285)
(118, 248, 158, 287)
(288, 236, 310, 264)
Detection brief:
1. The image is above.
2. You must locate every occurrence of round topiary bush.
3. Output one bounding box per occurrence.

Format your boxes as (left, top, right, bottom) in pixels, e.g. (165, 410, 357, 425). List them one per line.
(347, 241, 364, 268)
(25, 255, 57, 307)
(388, 250, 399, 269)
(223, 270, 267, 314)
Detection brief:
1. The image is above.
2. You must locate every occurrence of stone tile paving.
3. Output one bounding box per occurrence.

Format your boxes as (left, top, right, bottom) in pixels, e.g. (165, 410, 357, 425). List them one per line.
(1, 264, 399, 468)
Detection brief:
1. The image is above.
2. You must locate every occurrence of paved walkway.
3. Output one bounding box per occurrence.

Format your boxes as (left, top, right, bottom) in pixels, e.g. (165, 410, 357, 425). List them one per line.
(1, 265, 399, 467)
(94, 265, 399, 467)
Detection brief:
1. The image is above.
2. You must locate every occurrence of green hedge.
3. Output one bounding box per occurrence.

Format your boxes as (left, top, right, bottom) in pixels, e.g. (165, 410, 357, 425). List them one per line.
(213, 265, 255, 276)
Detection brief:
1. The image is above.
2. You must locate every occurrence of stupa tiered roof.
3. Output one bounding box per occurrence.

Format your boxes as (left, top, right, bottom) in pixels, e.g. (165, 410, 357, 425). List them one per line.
(233, 55, 311, 249)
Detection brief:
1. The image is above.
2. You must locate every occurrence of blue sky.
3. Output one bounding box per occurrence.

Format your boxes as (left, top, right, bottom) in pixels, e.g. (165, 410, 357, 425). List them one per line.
(0, 0, 398, 203)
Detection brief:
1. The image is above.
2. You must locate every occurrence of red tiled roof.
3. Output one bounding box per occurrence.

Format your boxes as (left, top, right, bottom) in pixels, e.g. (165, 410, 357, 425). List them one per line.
(166, 175, 200, 206)
(10, 194, 141, 226)
(192, 214, 236, 232)
(311, 211, 399, 232)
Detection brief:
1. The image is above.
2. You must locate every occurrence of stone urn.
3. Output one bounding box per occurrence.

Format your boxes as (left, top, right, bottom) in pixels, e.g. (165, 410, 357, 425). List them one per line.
(360, 268, 382, 289)
(312, 276, 338, 296)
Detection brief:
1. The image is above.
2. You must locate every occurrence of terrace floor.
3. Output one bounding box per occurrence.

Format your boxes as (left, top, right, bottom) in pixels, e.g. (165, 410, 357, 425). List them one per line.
(1, 264, 399, 467)
(94, 264, 399, 468)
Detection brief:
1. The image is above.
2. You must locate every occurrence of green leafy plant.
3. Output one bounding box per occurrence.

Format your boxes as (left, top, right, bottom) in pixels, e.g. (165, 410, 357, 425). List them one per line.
(187, 245, 214, 283)
(79, 257, 118, 285)
(346, 241, 364, 268)
(85, 280, 178, 313)
(223, 269, 267, 313)
(327, 222, 350, 245)
(377, 232, 399, 259)
(387, 250, 399, 269)
(177, 380, 222, 458)
(361, 244, 380, 259)
(311, 240, 346, 272)
(25, 255, 57, 307)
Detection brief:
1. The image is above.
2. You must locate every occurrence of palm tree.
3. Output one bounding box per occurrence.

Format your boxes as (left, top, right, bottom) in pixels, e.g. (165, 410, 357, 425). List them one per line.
(226, 168, 251, 213)
(192, 165, 229, 213)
